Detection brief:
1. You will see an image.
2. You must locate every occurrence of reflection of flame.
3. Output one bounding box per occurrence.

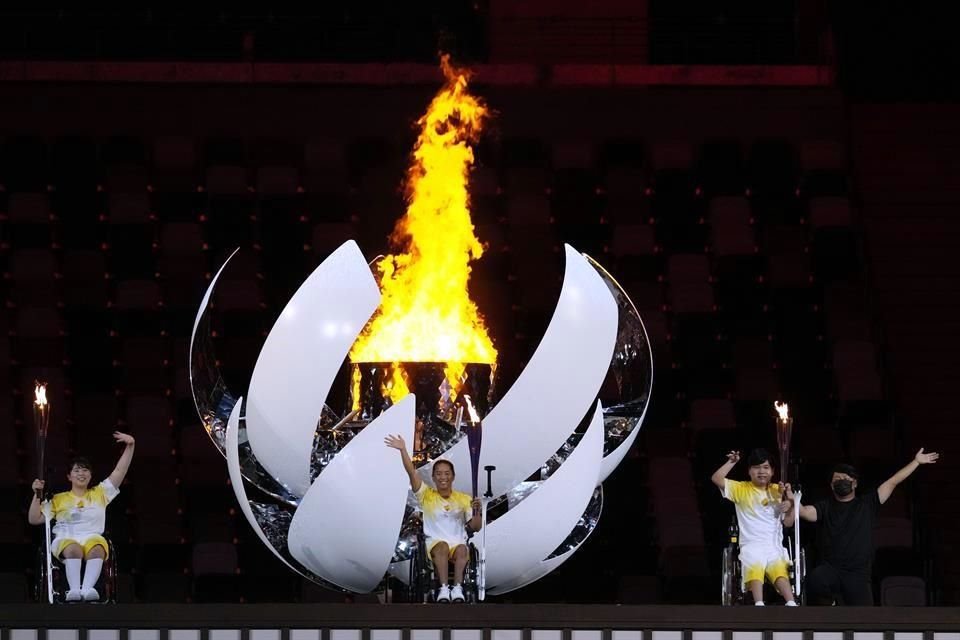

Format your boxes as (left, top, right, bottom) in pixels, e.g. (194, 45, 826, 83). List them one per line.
(350, 54, 497, 405)
(34, 383, 48, 407)
(383, 364, 410, 401)
(774, 401, 789, 422)
(463, 394, 481, 424)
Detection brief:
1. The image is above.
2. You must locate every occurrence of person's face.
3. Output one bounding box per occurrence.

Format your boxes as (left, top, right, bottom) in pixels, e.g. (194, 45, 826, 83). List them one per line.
(67, 464, 91, 489)
(433, 463, 454, 491)
(748, 460, 773, 487)
(830, 472, 857, 497)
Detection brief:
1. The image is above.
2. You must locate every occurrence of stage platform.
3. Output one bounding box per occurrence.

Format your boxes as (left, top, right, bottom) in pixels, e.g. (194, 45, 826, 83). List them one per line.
(2, 605, 959, 640)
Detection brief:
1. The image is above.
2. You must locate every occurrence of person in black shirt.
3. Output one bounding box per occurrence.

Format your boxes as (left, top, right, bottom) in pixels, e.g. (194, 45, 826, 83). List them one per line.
(786, 448, 939, 605)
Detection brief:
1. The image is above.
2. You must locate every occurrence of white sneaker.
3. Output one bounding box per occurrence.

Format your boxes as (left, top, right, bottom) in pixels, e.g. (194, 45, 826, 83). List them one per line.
(785, 600, 798, 607)
(451, 584, 465, 602)
(754, 601, 765, 606)
(65, 589, 82, 602)
(436, 584, 450, 603)
(81, 587, 100, 602)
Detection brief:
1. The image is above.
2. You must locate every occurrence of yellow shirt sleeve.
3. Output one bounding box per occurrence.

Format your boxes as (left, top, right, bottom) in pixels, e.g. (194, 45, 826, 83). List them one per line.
(723, 479, 750, 505)
(50, 491, 70, 520)
(457, 492, 473, 516)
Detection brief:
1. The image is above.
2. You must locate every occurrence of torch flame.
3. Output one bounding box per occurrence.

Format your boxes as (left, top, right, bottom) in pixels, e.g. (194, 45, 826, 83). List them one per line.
(349, 54, 497, 404)
(34, 383, 48, 407)
(463, 394, 481, 424)
(774, 401, 790, 422)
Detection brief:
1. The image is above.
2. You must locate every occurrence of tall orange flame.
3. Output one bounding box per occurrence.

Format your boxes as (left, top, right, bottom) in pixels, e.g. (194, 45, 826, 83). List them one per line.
(350, 55, 497, 400)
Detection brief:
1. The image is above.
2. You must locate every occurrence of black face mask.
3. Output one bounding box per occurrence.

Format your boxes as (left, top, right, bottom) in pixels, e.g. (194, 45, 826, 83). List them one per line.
(832, 479, 854, 497)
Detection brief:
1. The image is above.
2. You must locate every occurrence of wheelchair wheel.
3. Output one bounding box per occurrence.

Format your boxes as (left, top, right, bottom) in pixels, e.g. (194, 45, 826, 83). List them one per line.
(721, 546, 738, 606)
(463, 543, 480, 603)
(797, 546, 806, 605)
(407, 546, 429, 603)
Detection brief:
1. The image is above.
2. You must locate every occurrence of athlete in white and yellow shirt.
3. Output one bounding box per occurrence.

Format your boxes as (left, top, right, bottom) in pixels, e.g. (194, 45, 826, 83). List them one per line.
(712, 448, 797, 606)
(29, 431, 135, 602)
(386, 434, 481, 603)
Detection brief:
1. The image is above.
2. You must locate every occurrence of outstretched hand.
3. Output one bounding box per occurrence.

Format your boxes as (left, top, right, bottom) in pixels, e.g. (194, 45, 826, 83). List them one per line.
(726, 450, 741, 464)
(384, 434, 407, 451)
(915, 448, 939, 465)
(113, 431, 135, 445)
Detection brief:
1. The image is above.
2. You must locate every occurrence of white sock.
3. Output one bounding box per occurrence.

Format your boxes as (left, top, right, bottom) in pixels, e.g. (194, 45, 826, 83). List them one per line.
(754, 600, 765, 606)
(82, 558, 103, 590)
(64, 558, 82, 591)
(785, 600, 798, 607)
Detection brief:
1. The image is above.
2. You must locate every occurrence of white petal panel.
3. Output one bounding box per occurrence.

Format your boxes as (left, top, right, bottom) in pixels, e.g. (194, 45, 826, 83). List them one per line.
(245, 240, 381, 497)
(482, 401, 604, 590)
(486, 540, 581, 596)
(224, 398, 307, 577)
(288, 395, 416, 593)
(188, 246, 239, 419)
(427, 245, 618, 497)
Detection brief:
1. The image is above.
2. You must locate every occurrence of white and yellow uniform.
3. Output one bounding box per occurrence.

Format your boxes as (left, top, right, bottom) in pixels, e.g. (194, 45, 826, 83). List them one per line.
(722, 479, 789, 586)
(415, 483, 473, 559)
(49, 479, 119, 559)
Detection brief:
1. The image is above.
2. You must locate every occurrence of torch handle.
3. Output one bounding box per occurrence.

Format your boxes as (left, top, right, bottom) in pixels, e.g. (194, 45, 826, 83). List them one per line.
(483, 465, 495, 498)
(36, 429, 46, 500)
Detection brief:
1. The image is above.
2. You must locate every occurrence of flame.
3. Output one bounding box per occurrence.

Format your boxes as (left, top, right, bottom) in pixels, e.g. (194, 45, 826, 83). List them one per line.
(34, 383, 48, 407)
(774, 401, 790, 422)
(349, 55, 497, 405)
(463, 394, 481, 424)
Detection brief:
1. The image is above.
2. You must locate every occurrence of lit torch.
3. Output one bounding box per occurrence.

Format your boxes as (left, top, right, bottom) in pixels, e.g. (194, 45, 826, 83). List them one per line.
(33, 382, 50, 499)
(774, 400, 802, 597)
(464, 394, 482, 499)
(33, 381, 54, 604)
(462, 393, 492, 601)
(774, 401, 792, 483)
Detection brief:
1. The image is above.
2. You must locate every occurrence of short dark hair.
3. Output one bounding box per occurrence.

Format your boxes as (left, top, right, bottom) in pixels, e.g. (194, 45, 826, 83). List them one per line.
(747, 448, 773, 468)
(433, 459, 455, 476)
(68, 456, 93, 472)
(832, 463, 859, 480)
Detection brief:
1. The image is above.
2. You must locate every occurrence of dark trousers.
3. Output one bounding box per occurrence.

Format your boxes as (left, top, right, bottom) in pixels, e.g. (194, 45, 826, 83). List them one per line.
(806, 563, 873, 605)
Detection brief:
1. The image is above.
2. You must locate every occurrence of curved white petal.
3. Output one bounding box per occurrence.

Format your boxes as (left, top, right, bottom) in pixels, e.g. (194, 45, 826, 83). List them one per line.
(485, 489, 603, 597)
(429, 245, 618, 497)
(599, 401, 651, 483)
(189, 246, 239, 420)
(287, 395, 416, 593)
(224, 397, 307, 578)
(482, 400, 604, 590)
(487, 536, 583, 596)
(246, 240, 381, 497)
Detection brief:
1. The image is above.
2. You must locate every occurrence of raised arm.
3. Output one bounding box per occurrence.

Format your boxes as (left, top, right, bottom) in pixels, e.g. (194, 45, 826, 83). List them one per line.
(711, 450, 740, 490)
(385, 434, 422, 492)
(878, 448, 939, 504)
(784, 483, 818, 522)
(107, 431, 136, 488)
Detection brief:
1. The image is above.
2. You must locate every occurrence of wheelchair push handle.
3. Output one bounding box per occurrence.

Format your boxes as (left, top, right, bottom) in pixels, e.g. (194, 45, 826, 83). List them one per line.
(483, 465, 495, 498)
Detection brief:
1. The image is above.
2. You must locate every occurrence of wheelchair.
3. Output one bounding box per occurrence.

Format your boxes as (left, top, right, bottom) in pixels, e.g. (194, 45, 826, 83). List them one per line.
(720, 517, 806, 606)
(406, 531, 481, 603)
(34, 535, 119, 604)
